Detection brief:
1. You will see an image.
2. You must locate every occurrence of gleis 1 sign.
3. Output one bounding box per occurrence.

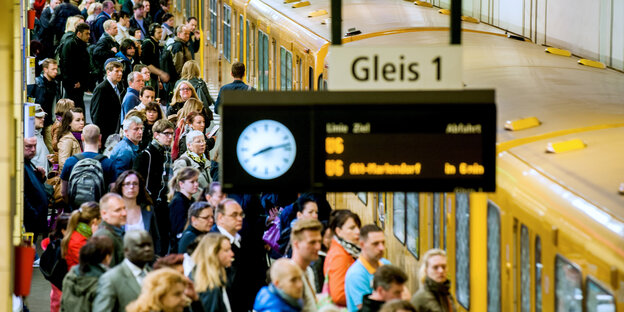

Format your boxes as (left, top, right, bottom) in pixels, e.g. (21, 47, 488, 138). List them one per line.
(328, 46, 462, 90)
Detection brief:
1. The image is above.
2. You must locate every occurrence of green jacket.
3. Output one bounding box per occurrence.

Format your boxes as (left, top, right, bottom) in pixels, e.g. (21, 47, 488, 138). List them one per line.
(411, 278, 457, 312)
(93, 221, 124, 268)
(60, 264, 107, 312)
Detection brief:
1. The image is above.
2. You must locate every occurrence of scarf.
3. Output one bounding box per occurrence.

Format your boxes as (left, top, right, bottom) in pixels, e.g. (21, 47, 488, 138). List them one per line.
(187, 150, 207, 168)
(334, 235, 361, 259)
(76, 222, 92, 238)
(72, 131, 84, 151)
(269, 284, 303, 309)
(425, 277, 451, 296)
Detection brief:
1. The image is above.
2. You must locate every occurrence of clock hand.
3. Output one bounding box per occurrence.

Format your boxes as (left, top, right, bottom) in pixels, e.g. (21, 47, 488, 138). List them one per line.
(252, 143, 291, 157)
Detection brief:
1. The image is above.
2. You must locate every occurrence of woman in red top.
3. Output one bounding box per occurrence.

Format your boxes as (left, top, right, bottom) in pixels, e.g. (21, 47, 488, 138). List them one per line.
(61, 201, 101, 269)
(324, 209, 362, 307)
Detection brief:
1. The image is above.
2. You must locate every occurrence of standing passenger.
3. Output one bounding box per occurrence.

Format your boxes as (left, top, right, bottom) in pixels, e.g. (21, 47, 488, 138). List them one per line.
(91, 61, 124, 142)
(59, 22, 91, 111)
(56, 107, 85, 171)
(61, 202, 101, 269)
(125, 268, 190, 312)
(360, 265, 409, 312)
(290, 219, 324, 312)
(411, 249, 457, 312)
(129, 3, 148, 39)
(168, 167, 200, 251)
(214, 62, 254, 113)
(254, 258, 304, 312)
(190, 233, 234, 312)
(27, 58, 61, 129)
(93, 193, 127, 267)
(177, 202, 213, 254)
(172, 130, 212, 191)
(91, 19, 119, 80)
(31, 104, 52, 175)
(170, 26, 192, 79)
(122, 72, 145, 121)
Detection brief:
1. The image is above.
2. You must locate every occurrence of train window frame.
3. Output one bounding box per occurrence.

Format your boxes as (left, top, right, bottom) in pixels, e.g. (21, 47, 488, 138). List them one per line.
(222, 4, 231, 62)
(209, 0, 217, 47)
(585, 276, 616, 312)
(239, 15, 244, 62)
(455, 192, 470, 309)
(433, 193, 441, 249)
(308, 66, 313, 90)
(487, 201, 501, 312)
(535, 235, 542, 312)
(406, 192, 419, 259)
(271, 39, 276, 89)
(554, 254, 583, 312)
(246, 20, 252, 83)
(392, 192, 406, 245)
(258, 30, 269, 90)
(520, 225, 530, 312)
(280, 46, 293, 90)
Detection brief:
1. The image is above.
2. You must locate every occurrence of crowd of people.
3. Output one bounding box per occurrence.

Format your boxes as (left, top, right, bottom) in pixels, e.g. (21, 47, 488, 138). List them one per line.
(23, 0, 459, 311)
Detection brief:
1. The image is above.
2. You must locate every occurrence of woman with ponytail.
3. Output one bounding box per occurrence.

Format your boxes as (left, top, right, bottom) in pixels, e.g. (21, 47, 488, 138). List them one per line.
(61, 201, 101, 268)
(168, 167, 200, 252)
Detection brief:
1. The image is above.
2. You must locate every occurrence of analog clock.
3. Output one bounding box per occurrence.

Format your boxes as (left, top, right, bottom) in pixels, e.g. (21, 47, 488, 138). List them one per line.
(236, 119, 297, 180)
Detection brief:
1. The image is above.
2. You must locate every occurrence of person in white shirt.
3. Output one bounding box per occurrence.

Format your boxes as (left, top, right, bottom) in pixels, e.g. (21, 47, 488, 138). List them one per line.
(115, 11, 133, 44)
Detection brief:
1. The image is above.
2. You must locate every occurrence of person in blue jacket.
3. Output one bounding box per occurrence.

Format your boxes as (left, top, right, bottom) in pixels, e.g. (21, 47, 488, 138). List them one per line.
(254, 258, 304, 312)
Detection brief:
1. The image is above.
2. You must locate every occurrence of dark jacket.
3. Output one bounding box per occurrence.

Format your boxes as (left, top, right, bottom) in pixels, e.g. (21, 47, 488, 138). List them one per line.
(189, 269, 228, 312)
(121, 0, 134, 16)
(59, 34, 91, 88)
(169, 192, 194, 245)
(93, 221, 125, 268)
(39, 6, 56, 58)
(23, 160, 49, 234)
(27, 73, 60, 126)
(140, 204, 162, 256)
(170, 37, 192, 76)
(411, 278, 457, 312)
(50, 2, 81, 39)
(177, 224, 205, 254)
(359, 295, 384, 312)
(92, 33, 119, 77)
(91, 79, 123, 142)
(91, 12, 111, 43)
(134, 140, 171, 203)
(214, 80, 254, 114)
(253, 284, 302, 312)
(60, 264, 107, 312)
(129, 17, 149, 39)
(110, 137, 140, 178)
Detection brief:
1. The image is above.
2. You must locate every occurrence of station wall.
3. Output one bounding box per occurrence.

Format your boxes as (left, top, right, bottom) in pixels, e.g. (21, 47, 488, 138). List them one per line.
(428, 0, 624, 71)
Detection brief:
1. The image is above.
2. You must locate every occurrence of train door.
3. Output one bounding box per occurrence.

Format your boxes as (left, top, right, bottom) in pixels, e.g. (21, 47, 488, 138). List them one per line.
(222, 3, 232, 69)
(246, 21, 255, 86)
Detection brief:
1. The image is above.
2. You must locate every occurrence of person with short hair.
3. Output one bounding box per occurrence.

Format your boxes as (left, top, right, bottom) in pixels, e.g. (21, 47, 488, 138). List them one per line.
(114, 11, 133, 44)
(290, 219, 324, 312)
(200, 182, 225, 208)
(141, 23, 170, 98)
(178, 202, 213, 254)
(168, 167, 200, 251)
(172, 130, 212, 191)
(325, 210, 362, 307)
(170, 25, 192, 77)
(110, 116, 144, 177)
(129, 2, 148, 39)
(411, 249, 457, 312)
(214, 62, 254, 113)
(24, 136, 50, 241)
(31, 104, 52, 175)
(50, 0, 81, 40)
(278, 193, 320, 256)
(92, 19, 120, 79)
(122, 72, 146, 122)
(92, 193, 127, 267)
(185, 17, 200, 59)
(91, 61, 125, 142)
(154, 0, 169, 24)
(92, 0, 114, 41)
(59, 22, 91, 111)
(92, 230, 155, 312)
(27, 58, 60, 128)
(378, 300, 417, 312)
(176, 111, 215, 159)
(60, 235, 115, 312)
(138, 98, 163, 149)
(346, 224, 391, 311)
(126, 268, 190, 312)
(254, 258, 304, 312)
(360, 265, 408, 312)
(160, 13, 174, 43)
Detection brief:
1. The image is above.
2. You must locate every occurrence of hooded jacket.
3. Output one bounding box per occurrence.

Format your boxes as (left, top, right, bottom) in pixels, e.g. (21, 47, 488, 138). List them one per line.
(254, 284, 302, 312)
(60, 264, 107, 312)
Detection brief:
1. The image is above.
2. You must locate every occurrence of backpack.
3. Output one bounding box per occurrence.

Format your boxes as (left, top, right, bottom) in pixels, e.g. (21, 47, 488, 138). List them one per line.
(68, 154, 106, 210)
(39, 238, 68, 289)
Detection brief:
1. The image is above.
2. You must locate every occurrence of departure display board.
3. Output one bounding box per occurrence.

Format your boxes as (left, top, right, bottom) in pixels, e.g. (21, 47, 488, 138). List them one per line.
(220, 90, 495, 192)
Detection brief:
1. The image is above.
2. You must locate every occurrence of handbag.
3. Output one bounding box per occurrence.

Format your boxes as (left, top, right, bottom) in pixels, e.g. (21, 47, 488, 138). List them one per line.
(45, 175, 64, 204)
(262, 218, 281, 252)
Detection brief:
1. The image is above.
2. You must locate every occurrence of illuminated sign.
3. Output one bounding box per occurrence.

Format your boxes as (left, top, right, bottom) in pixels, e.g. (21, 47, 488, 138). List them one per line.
(220, 90, 495, 192)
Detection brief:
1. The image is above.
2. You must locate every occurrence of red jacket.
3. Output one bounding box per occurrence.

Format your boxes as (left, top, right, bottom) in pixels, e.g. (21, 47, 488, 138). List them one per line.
(65, 231, 87, 269)
(324, 238, 355, 307)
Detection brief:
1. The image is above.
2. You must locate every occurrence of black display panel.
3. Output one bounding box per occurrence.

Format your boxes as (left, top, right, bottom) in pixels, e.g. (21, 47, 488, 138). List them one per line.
(220, 90, 495, 192)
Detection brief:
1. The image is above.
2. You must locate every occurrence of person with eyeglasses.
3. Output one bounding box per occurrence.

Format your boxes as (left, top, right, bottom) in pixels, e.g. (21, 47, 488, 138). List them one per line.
(111, 170, 162, 256)
(134, 119, 175, 255)
(172, 130, 212, 194)
(177, 201, 213, 254)
(168, 167, 200, 253)
(167, 81, 199, 118)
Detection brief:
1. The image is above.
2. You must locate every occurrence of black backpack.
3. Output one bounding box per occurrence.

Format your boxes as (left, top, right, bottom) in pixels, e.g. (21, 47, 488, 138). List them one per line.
(68, 154, 107, 210)
(39, 238, 68, 289)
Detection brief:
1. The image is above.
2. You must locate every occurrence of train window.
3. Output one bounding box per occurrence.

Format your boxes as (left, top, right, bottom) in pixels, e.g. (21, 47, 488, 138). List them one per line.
(555, 255, 583, 312)
(239, 15, 243, 62)
(271, 39, 276, 89)
(455, 192, 470, 309)
(308, 67, 313, 90)
(246, 20, 251, 82)
(209, 0, 217, 47)
(520, 225, 530, 312)
(222, 4, 231, 62)
(433, 193, 441, 248)
(535, 235, 542, 312)
(280, 47, 292, 90)
(392, 192, 405, 244)
(297, 57, 302, 90)
(586, 278, 615, 312)
(185, 0, 190, 19)
(487, 201, 501, 312)
(406, 192, 419, 258)
(258, 31, 269, 90)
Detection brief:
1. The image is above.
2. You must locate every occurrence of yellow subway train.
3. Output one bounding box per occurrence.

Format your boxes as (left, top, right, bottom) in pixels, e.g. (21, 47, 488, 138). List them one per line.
(173, 0, 624, 311)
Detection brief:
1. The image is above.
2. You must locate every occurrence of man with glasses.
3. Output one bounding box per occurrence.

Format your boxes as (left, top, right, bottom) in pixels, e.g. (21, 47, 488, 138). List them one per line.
(111, 116, 144, 178)
(134, 119, 175, 254)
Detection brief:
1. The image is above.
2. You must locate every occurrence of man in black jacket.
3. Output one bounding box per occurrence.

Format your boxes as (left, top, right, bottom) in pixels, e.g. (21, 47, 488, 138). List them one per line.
(92, 20, 120, 81)
(91, 61, 124, 143)
(134, 119, 174, 255)
(141, 23, 169, 98)
(91, 0, 115, 42)
(27, 58, 60, 128)
(24, 137, 50, 241)
(59, 22, 91, 111)
(129, 2, 149, 40)
(50, 0, 81, 41)
(39, 0, 61, 57)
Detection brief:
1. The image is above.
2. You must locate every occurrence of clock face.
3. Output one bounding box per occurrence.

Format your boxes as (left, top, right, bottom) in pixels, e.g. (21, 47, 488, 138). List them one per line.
(236, 119, 297, 180)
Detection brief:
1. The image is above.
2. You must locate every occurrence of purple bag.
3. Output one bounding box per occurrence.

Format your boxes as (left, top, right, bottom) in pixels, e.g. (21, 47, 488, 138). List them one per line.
(262, 218, 281, 252)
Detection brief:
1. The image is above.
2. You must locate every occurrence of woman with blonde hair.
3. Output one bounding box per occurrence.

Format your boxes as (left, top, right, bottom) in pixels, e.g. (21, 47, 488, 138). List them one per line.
(61, 201, 101, 269)
(167, 80, 199, 117)
(56, 107, 85, 170)
(168, 167, 200, 251)
(85, 2, 102, 23)
(126, 268, 191, 312)
(191, 233, 235, 312)
(179, 60, 213, 108)
(171, 98, 206, 159)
